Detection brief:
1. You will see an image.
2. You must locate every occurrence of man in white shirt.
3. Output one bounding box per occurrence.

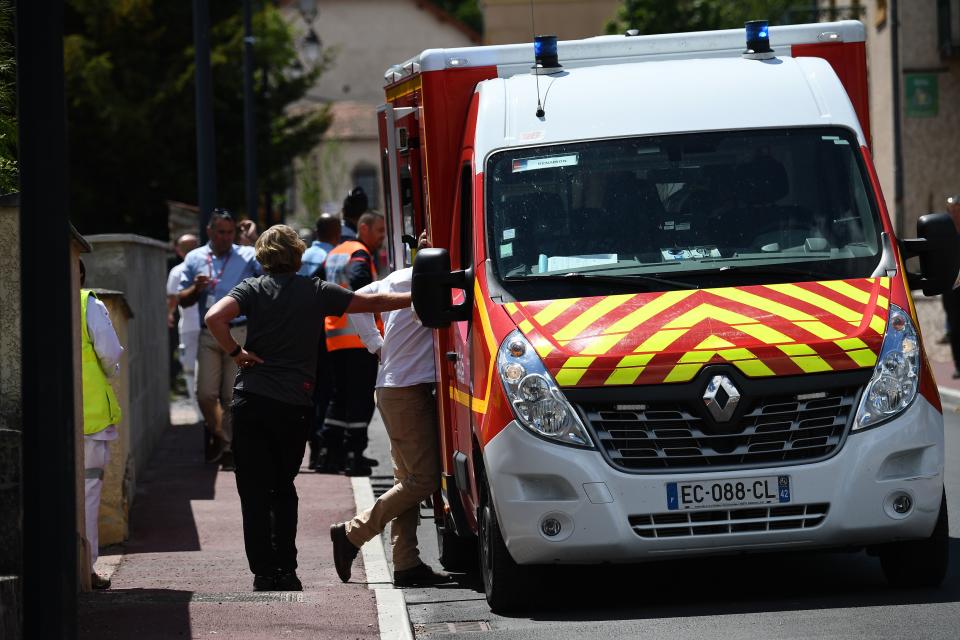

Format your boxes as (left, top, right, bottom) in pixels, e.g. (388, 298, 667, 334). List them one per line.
(330, 233, 450, 587)
(166, 234, 199, 408)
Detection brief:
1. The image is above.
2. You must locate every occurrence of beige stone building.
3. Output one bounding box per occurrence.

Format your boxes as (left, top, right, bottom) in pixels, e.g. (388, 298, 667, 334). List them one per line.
(284, 0, 479, 222)
(480, 0, 620, 45)
(855, 0, 960, 238)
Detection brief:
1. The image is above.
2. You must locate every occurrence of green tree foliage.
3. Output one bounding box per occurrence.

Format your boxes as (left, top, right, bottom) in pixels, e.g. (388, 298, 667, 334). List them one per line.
(606, 0, 818, 36)
(429, 0, 483, 35)
(0, 0, 16, 195)
(64, 1, 330, 239)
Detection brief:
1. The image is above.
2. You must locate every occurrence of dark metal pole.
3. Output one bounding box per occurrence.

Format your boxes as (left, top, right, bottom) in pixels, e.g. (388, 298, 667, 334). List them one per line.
(17, 0, 79, 636)
(243, 0, 258, 222)
(192, 0, 218, 242)
(890, 0, 905, 239)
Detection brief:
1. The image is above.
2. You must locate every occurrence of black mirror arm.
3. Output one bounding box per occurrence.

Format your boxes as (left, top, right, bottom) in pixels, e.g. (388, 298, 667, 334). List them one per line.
(447, 267, 474, 322)
(897, 237, 929, 260)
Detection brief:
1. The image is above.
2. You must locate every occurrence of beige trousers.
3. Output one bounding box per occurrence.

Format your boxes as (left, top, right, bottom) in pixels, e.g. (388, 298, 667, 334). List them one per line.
(196, 326, 246, 445)
(345, 384, 440, 571)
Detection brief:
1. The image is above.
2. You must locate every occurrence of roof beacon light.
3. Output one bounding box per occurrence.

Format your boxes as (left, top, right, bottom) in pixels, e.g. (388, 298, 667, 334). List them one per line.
(533, 34, 562, 74)
(743, 20, 775, 60)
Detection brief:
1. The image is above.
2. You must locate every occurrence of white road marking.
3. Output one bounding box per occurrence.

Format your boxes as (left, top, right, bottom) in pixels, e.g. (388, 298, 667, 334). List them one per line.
(350, 476, 413, 640)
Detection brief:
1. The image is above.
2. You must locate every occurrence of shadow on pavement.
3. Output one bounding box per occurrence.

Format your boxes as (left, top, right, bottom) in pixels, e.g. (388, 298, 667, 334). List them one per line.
(122, 422, 219, 554)
(494, 538, 960, 621)
(78, 589, 193, 639)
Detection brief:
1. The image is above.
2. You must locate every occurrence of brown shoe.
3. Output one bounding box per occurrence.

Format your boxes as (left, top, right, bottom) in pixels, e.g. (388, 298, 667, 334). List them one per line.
(329, 523, 358, 583)
(91, 573, 111, 590)
(393, 562, 451, 587)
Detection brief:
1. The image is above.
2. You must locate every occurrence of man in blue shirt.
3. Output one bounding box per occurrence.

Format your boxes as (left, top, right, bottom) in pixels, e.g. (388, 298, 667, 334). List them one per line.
(298, 213, 341, 277)
(179, 209, 261, 469)
(297, 213, 341, 469)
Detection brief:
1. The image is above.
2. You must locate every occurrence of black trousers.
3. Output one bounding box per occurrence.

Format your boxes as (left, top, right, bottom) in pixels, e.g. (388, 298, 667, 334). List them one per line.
(310, 342, 333, 454)
(322, 348, 379, 461)
(231, 391, 310, 576)
(944, 290, 960, 374)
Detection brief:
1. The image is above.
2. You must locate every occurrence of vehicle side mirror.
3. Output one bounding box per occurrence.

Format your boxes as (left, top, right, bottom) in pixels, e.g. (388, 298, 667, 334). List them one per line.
(899, 212, 960, 296)
(411, 248, 472, 328)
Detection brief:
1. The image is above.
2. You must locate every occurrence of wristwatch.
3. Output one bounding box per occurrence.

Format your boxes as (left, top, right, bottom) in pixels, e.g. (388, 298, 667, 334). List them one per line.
(229, 345, 242, 357)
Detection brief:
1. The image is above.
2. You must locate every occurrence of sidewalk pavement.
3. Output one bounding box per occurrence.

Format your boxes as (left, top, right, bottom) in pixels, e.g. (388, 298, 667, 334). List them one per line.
(78, 399, 380, 640)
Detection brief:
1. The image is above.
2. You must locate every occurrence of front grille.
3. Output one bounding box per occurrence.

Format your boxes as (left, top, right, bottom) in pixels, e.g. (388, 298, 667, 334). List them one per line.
(629, 503, 830, 538)
(579, 386, 860, 472)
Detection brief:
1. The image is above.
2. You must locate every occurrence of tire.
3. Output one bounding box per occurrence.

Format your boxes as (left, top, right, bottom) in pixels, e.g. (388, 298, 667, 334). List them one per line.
(436, 518, 476, 572)
(879, 491, 950, 588)
(478, 478, 529, 613)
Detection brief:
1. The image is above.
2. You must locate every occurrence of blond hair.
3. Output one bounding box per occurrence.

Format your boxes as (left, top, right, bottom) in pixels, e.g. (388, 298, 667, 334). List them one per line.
(255, 224, 305, 274)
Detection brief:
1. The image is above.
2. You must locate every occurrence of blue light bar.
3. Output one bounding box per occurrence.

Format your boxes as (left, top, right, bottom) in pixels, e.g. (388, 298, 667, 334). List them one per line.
(534, 34, 560, 69)
(745, 20, 772, 54)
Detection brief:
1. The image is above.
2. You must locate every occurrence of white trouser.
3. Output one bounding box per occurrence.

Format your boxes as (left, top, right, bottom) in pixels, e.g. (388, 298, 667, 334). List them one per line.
(179, 328, 200, 407)
(84, 437, 111, 567)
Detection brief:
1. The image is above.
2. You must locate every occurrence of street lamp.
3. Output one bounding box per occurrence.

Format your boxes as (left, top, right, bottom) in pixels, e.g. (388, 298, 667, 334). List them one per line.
(242, 0, 257, 226)
(298, 0, 318, 23)
(302, 28, 322, 68)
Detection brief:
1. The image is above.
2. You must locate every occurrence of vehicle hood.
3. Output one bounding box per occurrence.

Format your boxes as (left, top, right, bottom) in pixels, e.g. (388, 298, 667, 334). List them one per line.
(501, 277, 890, 387)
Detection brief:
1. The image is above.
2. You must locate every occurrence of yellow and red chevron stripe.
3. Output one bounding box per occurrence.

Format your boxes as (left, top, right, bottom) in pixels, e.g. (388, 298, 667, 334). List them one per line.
(503, 277, 889, 387)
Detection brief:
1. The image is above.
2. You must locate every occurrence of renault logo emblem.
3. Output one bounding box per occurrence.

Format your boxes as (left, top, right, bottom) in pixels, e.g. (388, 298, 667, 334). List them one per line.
(703, 375, 740, 422)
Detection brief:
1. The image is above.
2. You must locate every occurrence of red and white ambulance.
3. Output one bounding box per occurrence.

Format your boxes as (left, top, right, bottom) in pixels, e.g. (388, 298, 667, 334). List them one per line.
(376, 20, 958, 611)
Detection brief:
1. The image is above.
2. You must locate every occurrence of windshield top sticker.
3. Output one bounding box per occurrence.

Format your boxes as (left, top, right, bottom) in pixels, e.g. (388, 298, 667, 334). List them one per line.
(661, 247, 721, 261)
(512, 154, 579, 173)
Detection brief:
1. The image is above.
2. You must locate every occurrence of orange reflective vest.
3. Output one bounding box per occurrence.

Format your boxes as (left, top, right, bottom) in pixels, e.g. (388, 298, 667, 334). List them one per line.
(324, 240, 383, 351)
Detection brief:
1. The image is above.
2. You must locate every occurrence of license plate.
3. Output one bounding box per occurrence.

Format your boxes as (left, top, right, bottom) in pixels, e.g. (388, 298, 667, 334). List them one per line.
(666, 475, 791, 510)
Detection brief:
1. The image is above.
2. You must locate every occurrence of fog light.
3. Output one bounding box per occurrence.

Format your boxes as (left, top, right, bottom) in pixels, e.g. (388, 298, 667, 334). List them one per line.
(541, 517, 562, 537)
(892, 493, 913, 514)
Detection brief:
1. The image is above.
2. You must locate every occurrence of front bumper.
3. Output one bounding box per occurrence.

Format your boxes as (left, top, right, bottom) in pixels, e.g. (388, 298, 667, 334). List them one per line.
(483, 396, 944, 565)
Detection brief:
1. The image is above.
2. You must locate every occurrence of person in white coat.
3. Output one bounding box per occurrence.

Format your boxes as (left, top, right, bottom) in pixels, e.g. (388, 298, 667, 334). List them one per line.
(166, 233, 200, 409)
(79, 259, 124, 589)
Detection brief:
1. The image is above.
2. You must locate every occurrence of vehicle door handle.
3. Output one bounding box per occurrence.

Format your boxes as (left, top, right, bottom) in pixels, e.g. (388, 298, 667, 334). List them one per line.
(445, 351, 459, 362)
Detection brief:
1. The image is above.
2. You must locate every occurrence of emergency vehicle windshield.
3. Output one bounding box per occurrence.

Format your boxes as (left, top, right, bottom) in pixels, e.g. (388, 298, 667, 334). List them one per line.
(486, 127, 882, 296)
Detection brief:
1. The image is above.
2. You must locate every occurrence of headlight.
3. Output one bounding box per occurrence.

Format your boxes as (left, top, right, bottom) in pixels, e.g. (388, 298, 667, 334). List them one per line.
(497, 330, 594, 448)
(853, 303, 920, 430)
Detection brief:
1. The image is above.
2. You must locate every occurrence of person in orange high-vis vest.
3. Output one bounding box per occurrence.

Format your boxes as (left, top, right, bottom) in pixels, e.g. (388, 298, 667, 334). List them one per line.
(320, 211, 386, 476)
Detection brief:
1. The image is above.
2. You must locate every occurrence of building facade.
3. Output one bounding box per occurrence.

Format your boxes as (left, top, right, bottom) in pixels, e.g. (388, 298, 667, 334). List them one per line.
(480, 0, 620, 45)
(857, 0, 960, 237)
(285, 0, 479, 222)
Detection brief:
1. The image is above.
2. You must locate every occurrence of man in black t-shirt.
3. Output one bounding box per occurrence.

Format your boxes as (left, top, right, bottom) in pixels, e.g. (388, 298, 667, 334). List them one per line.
(204, 225, 410, 592)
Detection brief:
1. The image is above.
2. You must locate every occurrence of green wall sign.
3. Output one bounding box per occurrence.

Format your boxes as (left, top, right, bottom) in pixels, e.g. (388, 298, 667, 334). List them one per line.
(905, 73, 939, 118)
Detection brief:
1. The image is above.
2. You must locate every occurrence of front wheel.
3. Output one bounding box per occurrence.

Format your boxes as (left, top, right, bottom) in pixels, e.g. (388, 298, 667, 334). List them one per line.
(478, 480, 528, 613)
(879, 491, 950, 588)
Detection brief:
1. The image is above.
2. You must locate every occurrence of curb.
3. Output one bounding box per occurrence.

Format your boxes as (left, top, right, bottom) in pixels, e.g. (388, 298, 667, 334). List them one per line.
(351, 477, 414, 640)
(938, 385, 960, 411)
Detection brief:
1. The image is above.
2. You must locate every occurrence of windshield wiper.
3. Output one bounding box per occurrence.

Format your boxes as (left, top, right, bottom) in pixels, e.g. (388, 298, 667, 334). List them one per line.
(707, 264, 845, 281)
(505, 272, 700, 290)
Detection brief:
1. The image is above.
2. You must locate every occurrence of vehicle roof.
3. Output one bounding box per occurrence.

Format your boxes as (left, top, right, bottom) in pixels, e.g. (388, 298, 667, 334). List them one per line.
(472, 55, 865, 167)
(385, 21, 865, 82)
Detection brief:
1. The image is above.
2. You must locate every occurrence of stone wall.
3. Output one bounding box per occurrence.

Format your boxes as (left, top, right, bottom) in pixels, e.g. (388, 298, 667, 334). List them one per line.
(82, 235, 170, 477)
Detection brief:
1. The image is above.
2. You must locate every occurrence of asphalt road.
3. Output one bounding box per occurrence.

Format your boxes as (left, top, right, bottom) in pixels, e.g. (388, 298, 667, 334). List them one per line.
(367, 402, 960, 640)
